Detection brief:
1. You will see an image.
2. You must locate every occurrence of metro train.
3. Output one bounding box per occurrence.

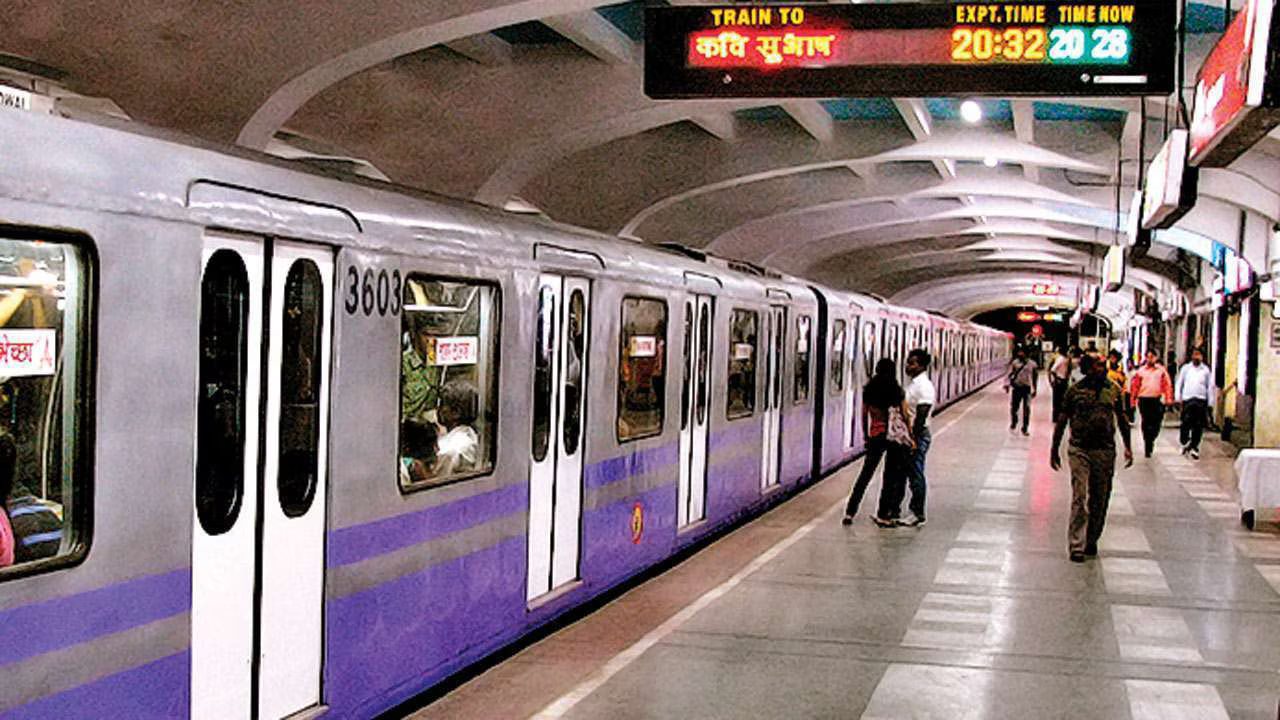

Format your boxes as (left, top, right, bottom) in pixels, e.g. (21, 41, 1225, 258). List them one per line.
(0, 111, 1010, 720)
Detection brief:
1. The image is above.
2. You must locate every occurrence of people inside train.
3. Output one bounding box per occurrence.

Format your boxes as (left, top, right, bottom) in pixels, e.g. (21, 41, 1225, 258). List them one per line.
(401, 311, 446, 423)
(0, 432, 15, 568)
(897, 348, 935, 527)
(1048, 345, 1071, 422)
(842, 358, 913, 528)
(434, 380, 480, 477)
(1175, 348, 1214, 460)
(1004, 346, 1038, 435)
(399, 419, 438, 487)
(1051, 353, 1133, 563)
(1129, 350, 1173, 458)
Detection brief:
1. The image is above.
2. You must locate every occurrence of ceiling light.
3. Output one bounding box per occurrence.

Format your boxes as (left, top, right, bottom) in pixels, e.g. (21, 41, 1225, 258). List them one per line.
(960, 99, 982, 123)
(982, 156, 998, 167)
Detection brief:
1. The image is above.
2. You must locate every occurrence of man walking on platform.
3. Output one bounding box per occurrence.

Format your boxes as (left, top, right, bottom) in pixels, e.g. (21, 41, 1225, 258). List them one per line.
(1175, 349, 1214, 460)
(1051, 354, 1133, 563)
(899, 348, 935, 527)
(1049, 345, 1071, 422)
(1004, 346, 1038, 435)
(1129, 350, 1173, 458)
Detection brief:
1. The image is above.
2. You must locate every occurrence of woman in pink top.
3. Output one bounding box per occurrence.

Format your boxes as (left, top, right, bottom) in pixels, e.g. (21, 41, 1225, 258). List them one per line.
(1129, 350, 1173, 458)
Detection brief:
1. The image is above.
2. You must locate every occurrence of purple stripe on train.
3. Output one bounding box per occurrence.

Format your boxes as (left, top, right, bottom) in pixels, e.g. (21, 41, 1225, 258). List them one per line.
(580, 483, 678, 586)
(584, 440, 680, 491)
(0, 568, 189, 667)
(326, 484, 526, 569)
(709, 418, 761, 451)
(324, 538, 527, 718)
(2, 651, 190, 720)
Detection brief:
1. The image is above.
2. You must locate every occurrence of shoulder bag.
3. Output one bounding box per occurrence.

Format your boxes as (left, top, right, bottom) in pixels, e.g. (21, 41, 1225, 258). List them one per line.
(887, 406, 914, 448)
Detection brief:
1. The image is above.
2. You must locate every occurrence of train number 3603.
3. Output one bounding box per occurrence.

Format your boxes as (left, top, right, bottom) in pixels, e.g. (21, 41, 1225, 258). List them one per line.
(344, 265, 402, 317)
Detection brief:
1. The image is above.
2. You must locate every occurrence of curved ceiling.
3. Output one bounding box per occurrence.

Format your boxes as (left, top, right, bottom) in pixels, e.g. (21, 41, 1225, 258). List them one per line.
(4, 0, 1277, 321)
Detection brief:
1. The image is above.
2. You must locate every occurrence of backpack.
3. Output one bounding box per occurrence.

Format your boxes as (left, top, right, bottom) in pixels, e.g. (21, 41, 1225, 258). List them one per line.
(7, 495, 63, 563)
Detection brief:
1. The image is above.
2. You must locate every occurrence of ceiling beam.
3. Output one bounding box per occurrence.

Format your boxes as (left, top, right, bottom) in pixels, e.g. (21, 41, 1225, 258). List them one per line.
(892, 98, 953, 179)
(690, 112, 738, 141)
(443, 33, 513, 65)
(781, 101, 834, 143)
(1011, 100, 1039, 183)
(542, 10, 639, 65)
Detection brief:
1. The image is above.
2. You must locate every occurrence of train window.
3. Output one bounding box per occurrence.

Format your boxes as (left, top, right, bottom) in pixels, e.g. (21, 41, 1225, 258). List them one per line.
(829, 319, 846, 394)
(532, 286, 555, 462)
(793, 315, 811, 403)
(277, 260, 324, 517)
(696, 302, 711, 425)
(727, 309, 758, 419)
(681, 301, 693, 431)
(862, 321, 877, 378)
(197, 250, 249, 536)
(563, 288, 586, 456)
(0, 236, 90, 576)
(618, 297, 667, 441)
(398, 276, 500, 491)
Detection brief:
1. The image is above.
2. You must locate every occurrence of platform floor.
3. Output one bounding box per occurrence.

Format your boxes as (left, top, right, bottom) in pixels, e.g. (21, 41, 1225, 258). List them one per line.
(407, 385, 1280, 720)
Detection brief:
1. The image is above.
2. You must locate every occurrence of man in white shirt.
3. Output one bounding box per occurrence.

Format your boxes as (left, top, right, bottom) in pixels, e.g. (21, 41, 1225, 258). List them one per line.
(1174, 349, 1214, 459)
(1048, 346, 1071, 422)
(898, 348, 936, 526)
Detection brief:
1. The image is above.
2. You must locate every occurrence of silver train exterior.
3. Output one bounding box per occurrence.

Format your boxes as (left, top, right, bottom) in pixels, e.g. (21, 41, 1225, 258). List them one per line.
(0, 111, 1011, 720)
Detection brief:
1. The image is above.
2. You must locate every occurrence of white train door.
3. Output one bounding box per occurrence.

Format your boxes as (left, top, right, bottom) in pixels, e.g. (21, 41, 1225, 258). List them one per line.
(678, 295, 713, 527)
(760, 305, 786, 490)
(527, 274, 590, 601)
(191, 234, 333, 720)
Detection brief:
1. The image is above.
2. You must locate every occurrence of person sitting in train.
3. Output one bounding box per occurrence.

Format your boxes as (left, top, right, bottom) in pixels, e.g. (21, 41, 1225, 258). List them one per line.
(435, 380, 480, 477)
(402, 312, 445, 423)
(399, 419, 438, 486)
(0, 433, 15, 568)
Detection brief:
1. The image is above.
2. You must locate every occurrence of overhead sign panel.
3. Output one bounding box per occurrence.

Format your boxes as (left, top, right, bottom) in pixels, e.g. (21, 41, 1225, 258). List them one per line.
(1188, 0, 1279, 166)
(1141, 129, 1198, 229)
(645, 2, 1176, 98)
(1102, 245, 1126, 291)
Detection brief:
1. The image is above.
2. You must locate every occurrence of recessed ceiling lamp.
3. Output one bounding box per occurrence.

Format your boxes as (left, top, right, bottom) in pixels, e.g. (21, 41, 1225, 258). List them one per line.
(983, 156, 998, 167)
(960, 99, 982, 123)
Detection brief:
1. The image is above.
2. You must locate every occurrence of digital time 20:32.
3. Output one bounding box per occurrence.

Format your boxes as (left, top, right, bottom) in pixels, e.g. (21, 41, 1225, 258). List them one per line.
(951, 26, 1131, 63)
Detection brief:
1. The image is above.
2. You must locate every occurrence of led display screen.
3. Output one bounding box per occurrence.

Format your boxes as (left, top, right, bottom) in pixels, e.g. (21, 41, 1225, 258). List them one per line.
(646, 2, 1176, 98)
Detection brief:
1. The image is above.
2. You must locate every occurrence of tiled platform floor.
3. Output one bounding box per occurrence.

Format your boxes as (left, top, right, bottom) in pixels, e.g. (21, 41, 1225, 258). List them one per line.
(407, 386, 1280, 720)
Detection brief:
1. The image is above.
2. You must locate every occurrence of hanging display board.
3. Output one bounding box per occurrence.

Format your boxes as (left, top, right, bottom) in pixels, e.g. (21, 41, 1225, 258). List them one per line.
(645, 2, 1176, 98)
(1141, 129, 1198, 229)
(1188, 0, 1280, 166)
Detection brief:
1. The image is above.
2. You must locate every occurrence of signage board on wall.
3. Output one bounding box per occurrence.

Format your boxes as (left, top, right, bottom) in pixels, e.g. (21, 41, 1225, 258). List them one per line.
(1141, 129, 1198, 228)
(1188, 0, 1280, 166)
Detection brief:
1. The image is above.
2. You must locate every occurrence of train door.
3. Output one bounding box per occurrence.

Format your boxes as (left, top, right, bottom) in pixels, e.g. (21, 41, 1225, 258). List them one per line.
(527, 274, 591, 601)
(831, 318, 851, 450)
(191, 233, 333, 720)
(678, 294, 713, 527)
(760, 305, 786, 489)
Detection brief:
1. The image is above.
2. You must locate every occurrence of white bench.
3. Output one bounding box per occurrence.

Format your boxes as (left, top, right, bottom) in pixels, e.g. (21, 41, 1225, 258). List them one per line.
(1235, 449, 1280, 530)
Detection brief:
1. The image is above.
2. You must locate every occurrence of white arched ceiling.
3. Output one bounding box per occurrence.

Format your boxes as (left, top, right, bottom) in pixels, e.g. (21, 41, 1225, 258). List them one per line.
(3, 0, 1266, 325)
(237, 0, 620, 148)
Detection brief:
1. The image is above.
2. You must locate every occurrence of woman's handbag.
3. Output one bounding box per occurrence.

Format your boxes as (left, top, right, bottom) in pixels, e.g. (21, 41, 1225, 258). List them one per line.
(887, 406, 915, 448)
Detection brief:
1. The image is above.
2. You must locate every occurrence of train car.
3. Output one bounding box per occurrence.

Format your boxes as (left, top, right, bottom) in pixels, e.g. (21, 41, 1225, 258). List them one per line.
(0, 110, 1005, 720)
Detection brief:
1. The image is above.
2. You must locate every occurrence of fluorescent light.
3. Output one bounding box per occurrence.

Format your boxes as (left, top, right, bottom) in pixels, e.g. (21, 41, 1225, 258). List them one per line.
(960, 100, 982, 123)
(983, 156, 998, 167)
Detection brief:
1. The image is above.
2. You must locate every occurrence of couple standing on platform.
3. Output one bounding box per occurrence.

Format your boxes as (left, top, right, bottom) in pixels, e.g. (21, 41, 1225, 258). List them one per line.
(842, 349, 935, 528)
